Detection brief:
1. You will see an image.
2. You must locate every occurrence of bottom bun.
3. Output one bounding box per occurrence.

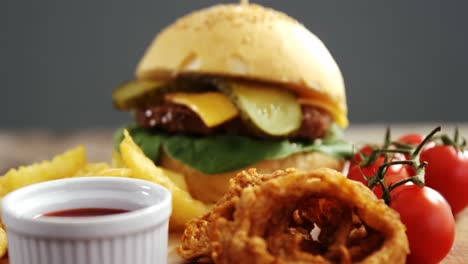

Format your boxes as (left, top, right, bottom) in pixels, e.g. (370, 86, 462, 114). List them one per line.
(160, 151, 343, 204)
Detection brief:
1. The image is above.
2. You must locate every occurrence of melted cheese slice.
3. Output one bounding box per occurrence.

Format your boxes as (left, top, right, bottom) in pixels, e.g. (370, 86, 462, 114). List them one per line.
(165, 92, 239, 127)
(298, 98, 349, 127)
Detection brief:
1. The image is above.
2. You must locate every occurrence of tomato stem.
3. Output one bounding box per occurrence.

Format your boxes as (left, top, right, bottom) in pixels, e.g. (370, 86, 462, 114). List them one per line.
(381, 179, 392, 204)
(441, 135, 456, 148)
(391, 141, 414, 150)
(383, 126, 391, 149)
(437, 127, 466, 151)
(388, 176, 424, 192)
(411, 126, 441, 159)
(361, 148, 411, 167)
(378, 160, 415, 179)
(380, 160, 415, 166)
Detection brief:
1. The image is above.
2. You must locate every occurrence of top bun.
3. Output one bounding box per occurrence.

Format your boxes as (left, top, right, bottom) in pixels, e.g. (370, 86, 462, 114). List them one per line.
(136, 4, 347, 126)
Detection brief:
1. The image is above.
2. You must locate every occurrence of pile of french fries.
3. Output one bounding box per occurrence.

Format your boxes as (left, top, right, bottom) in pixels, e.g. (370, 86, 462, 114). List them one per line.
(0, 130, 210, 259)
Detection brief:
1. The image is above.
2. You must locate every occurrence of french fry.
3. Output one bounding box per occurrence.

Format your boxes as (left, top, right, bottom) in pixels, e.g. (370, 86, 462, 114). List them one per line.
(75, 167, 134, 178)
(74, 162, 111, 176)
(120, 130, 209, 230)
(1, 146, 86, 196)
(112, 150, 125, 167)
(0, 178, 8, 198)
(162, 168, 188, 192)
(0, 147, 86, 261)
(0, 140, 205, 262)
(93, 168, 133, 177)
(0, 227, 6, 259)
(113, 150, 189, 191)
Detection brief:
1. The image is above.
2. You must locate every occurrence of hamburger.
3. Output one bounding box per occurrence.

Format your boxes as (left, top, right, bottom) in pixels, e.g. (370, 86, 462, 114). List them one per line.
(112, 3, 351, 203)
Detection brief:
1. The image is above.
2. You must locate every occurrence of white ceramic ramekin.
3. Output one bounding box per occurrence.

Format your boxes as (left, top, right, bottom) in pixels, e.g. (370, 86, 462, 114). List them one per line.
(1, 177, 171, 264)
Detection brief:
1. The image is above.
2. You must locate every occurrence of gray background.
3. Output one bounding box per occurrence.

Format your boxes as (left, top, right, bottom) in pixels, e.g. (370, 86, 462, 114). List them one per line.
(1, 0, 467, 129)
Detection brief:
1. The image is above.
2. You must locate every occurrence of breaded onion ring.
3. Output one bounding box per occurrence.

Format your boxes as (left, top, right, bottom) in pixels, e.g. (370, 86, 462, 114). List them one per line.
(178, 168, 409, 263)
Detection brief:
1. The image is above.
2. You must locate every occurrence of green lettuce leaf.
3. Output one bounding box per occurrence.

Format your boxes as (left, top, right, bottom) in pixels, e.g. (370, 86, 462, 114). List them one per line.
(113, 125, 352, 174)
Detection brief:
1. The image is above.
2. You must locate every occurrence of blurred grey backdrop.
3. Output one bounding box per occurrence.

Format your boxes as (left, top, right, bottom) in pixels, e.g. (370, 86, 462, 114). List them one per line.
(1, 1, 467, 129)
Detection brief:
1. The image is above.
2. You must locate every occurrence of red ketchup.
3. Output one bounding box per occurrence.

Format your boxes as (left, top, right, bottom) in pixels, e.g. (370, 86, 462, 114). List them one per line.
(42, 208, 129, 217)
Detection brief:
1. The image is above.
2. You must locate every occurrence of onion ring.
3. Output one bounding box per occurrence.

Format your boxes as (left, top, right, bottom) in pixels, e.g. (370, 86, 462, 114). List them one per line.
(179, 168, 409, 263)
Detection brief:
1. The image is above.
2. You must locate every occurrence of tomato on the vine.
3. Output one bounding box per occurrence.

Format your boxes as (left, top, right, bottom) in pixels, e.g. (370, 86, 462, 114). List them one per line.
(390, 184, 455, 264)
(348, 127, 456, 263)
(420, 145, 468, 215)
(347, 146, 409, 198)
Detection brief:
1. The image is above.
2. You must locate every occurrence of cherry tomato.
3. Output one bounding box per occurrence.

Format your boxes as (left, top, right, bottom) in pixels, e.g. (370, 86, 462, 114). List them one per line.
(390, 185, 455, 264)
(398, 133, 425, 145)
(420, 145, 468, 214)
(347, 146, 409, 198)
(398, 133, 436, 150)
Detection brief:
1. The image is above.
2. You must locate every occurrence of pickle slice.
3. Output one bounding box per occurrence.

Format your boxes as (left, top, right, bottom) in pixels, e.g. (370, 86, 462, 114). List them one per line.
(112, 80, 165, 110)
(112, 78, 216, 110)
(226, 82, 301, 136)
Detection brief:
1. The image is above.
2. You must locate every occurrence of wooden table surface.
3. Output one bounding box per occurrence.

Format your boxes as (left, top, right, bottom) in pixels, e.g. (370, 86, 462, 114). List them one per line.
(0, 123, 466, 263)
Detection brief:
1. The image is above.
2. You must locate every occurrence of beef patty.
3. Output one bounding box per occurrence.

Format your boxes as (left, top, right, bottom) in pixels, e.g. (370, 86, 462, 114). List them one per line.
(135, 103, 332, 140)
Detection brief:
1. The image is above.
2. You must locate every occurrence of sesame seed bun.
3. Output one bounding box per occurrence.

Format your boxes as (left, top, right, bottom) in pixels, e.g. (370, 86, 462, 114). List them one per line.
(136, 4, 347, 126)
